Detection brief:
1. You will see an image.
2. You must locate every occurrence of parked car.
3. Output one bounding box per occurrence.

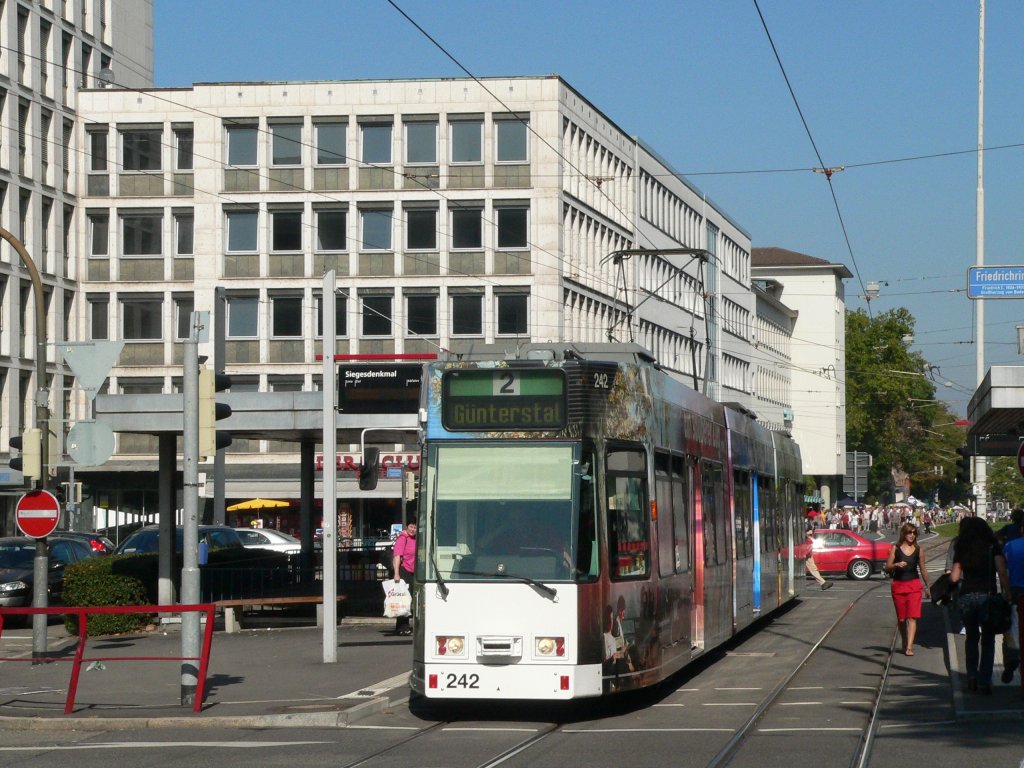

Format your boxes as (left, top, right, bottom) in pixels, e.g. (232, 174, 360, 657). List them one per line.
(52, 530, 115, 556)
(113, 525, 244, 556)
(796, 528, 890, 581)
(234, 527, 301, 554)
(0, 535, 99, 610)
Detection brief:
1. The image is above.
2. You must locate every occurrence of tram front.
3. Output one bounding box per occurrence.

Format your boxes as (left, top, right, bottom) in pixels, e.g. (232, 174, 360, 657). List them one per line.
(412, 366, 602, 699)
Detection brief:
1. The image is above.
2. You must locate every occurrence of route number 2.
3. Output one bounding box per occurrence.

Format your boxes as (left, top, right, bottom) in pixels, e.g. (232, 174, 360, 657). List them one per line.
(493, 371, 519, 396)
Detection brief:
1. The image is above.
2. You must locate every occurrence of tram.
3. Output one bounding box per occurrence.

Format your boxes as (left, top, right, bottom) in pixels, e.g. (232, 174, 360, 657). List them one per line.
(410, 343, 805, 700)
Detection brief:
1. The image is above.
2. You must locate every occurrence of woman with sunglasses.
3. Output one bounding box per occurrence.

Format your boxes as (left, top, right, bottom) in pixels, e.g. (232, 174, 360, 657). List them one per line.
(885, 522, 931, 656)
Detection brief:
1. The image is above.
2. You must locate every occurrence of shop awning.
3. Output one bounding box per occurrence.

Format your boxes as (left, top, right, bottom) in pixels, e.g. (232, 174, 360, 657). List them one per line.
(226, 498, 292, 512)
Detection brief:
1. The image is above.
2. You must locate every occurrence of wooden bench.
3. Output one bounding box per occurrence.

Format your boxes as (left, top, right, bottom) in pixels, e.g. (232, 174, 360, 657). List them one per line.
(215, 595, 347, 633)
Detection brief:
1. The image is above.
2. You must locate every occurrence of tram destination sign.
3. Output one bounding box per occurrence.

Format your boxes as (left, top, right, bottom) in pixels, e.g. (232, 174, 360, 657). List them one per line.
(442, 368, 567, 431)
(338, 363, 422, 414)
(967, 266, 1024, 299)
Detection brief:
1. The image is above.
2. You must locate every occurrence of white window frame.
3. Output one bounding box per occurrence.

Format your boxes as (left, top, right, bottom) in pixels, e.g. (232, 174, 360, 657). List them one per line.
(360, 123, 392, 165)
(404, 120, 438, 165)
(121, 297, 163, 341)
(495, 206, 529, 250)
(270, 122, 303, 167)
(270, 209, 303, 253)
(174, 211, 194, 257)
(360, 294, 393, 338)
(405, 208, 437, 251)
(495, 292, 529, 337)
(450, 207, 482, 250)
(226, 209, 258, 253)
(314, 121, 347, 166)
(449, 119, 482, 164)
(226, 124, 258, 168)
(121, 127, 162, 172)
(121, 212, 163, 258)
(315, 294, 348, 338)
(405, 293, 437, 337)
(495, 119, 529, 163)
(226, 295, 259, 339)
(315, 209, 347, 252)
(270, 294, 303, 339)
(450, 293, 483, 337)
(174, 296, 194, 341)
(360, 209, 393, 252)
(173, 126, 193, 171)
(88, 212, 109, 257)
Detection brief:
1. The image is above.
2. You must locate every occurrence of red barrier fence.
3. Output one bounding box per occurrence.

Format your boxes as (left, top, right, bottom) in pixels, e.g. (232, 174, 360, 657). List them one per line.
(0, 604, 215, 713)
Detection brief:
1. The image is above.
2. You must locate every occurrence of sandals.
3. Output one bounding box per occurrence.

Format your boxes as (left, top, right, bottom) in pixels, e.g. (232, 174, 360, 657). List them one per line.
(397, 627, 413, 636)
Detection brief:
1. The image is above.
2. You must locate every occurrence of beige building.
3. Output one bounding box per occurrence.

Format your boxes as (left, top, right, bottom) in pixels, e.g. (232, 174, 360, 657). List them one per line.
(0, 0, 153, 533)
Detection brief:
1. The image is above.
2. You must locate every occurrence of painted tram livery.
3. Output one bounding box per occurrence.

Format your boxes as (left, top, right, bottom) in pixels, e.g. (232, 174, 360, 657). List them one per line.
(411, 343, 805, 700)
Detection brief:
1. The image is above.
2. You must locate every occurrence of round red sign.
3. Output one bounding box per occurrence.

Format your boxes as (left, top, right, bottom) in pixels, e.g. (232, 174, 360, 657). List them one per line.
(1018, 441, 1024, 479)
(15, 490, 61, 539)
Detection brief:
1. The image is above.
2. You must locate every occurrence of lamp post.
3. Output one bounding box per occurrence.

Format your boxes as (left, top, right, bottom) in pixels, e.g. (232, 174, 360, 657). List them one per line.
(0, 227, 50, 661)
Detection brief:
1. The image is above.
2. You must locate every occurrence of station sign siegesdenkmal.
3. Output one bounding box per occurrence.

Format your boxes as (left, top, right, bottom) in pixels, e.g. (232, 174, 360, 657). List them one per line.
(967, 266, 1024, 299)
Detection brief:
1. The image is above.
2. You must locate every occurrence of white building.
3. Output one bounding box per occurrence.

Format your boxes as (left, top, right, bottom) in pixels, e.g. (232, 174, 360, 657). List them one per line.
(71, 75, 768, 536)
(752, 247, 851, 505)
(0, 0, 153, 532)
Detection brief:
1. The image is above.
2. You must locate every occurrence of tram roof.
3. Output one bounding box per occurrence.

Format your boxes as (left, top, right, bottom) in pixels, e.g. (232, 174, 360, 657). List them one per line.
(439, 342, 657, 365)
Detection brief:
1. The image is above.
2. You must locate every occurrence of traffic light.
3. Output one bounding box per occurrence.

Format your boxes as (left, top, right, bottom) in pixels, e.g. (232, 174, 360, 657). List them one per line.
(359, 447, 380, 491)
(955, 445, 972, 484)
(9, 428, 42, 480)
(199, 365, 232, 459)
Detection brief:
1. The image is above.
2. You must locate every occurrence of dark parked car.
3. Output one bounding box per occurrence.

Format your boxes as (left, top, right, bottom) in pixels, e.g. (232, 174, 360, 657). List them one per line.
(52, 530, 115, 556)
(114, 525, 244, 556)
(0, 535, 98, 610)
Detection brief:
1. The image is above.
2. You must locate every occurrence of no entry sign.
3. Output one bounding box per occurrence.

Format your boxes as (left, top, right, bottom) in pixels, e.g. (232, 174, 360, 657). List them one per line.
(15, 490, 60, 538)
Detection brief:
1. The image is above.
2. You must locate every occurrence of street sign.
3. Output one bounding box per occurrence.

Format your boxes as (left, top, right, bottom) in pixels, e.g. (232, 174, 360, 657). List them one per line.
(1017, 441, 1024, 479)
(15, 490, 60, 538)
(967, 266, 1024, 299)
(67, 421, 115, 466)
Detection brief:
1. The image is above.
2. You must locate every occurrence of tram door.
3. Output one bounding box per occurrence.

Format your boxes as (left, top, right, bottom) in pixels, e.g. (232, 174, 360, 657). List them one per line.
(701, 460, 731, 648)
(655, 452, 692, 654)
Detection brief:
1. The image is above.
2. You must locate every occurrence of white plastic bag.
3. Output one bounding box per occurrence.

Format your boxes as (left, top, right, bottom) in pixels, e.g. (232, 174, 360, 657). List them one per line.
(382, 579, 411, 618)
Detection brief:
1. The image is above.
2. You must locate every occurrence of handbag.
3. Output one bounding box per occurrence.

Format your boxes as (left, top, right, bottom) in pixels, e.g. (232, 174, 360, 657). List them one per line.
(930, 572, 956, 606)
(982, 595, 1013, 634)
(382, 579, 411, 618)
(980, 546, 1012, 634)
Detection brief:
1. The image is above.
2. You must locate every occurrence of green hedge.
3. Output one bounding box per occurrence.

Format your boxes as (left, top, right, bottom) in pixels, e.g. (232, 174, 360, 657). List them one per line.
(62, 556, 152, 636)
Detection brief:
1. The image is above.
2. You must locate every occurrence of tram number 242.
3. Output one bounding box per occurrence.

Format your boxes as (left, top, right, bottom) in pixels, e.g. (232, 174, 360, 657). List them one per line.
(444, 672, 481, 689)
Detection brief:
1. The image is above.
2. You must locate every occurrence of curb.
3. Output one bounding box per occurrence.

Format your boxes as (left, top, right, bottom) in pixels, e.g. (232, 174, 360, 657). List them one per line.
(0, 692, 397, 731)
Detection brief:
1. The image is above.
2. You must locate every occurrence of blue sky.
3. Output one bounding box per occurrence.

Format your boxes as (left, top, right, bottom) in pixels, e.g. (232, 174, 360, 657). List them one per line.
(153, 1, 1024, 416)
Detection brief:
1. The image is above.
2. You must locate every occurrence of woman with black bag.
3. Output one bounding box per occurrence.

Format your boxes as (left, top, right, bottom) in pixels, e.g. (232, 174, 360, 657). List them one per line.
(949, 516, 1012, 694)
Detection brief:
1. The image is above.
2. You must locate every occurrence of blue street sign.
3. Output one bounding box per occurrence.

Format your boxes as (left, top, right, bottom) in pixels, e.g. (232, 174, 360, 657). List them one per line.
(386, 466, 403, 479)
(967, 266, 1024, 299)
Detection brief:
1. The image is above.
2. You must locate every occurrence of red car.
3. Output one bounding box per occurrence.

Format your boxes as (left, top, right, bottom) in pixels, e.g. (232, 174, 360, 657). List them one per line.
(796, 528, 890, 581)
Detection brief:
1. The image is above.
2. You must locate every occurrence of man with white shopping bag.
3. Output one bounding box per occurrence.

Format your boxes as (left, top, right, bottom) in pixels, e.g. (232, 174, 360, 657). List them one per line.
(389, 518, 417, 635)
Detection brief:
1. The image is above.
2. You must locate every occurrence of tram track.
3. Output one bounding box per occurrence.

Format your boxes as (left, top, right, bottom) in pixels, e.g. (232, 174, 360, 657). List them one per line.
(705, 536, 947, 768)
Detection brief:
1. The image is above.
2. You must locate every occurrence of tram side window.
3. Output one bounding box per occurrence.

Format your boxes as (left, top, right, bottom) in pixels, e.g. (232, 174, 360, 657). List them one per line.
(672, 455, 689, 573)
(702, 461, 726, 566)
(607, 447, 649, 579)
(656, 451, 674, 578)
(733, 471, 752, 559)
(759, 477, 774, 552)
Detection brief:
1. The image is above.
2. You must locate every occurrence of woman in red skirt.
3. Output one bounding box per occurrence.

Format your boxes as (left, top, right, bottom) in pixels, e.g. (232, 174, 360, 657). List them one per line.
(885, 522, 931, 655)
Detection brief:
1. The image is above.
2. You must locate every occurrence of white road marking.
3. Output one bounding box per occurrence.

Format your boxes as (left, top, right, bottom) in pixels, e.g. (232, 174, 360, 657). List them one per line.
(878, 720, 957, 731)
(715, 687, 761, 691)
(0, 742, 331, 751)
(778, 701, 822, 706)
(653, 703, 686, 707)
(442, 727, 540, 733)
(758, 727, 863, 733)
(337, 671, 409, 699)
(789, 686, 824, 690)
(702, 702, 758, 707)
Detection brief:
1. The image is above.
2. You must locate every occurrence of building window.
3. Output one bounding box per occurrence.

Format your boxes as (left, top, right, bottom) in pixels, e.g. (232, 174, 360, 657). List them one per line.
(451, 208, 482, 249)
(405, 121, 437, 164)
(122, 298, 163, 340)
(450, 120, 482, 163)
(361, 295, 392, 337)
(360, 209, 392, 251)
(227, 296, 258, 338)
(315, 121, 346, 165)
(227, 124, 257, 167)
(121, 128, 162, 171)
(121, 213, 162, 257)
(496, 207, 528, 248)
(88, 213, 109, 257)
(316, 294, 348, 337)
(315, 209, 346, 251)
(271, 122, 302, 166)
(174, 296, 194, 341)
(89, 297, 108, 340)
(271, 210, 302, 252)
(174, 127, 193, 171)
(88, 128, 108, 172)
(496, 119, 528, 163)
(405, 209, 436, 250)
(406, 294, 437, 336)
(271, 295, 303, 337)
(174, 212, 194, 256)
(451, 294, 482, 336)
(361, 123, 392, 164)
(496, 293, 528, 336)
(226, 210, 258, 252)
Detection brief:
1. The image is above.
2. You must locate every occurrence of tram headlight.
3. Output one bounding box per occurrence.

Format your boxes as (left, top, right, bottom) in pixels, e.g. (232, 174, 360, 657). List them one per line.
(435, 635, 465, 656)
(535, 636, 565, 657)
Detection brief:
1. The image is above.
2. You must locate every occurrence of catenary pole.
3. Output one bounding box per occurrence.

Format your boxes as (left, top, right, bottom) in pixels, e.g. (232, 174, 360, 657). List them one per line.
(975, 0, 986, 517)
(181, 316, 201, 704)
(322, 271, 338, 662)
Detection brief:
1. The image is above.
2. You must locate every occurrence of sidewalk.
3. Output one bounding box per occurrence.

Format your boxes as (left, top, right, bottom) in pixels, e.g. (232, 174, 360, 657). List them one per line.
(0, 615, 413, 730)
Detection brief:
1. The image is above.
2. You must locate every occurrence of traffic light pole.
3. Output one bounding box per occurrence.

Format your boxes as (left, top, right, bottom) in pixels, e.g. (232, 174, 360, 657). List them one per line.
(181, 324, 201, 705)
(0, 227, 50, 661)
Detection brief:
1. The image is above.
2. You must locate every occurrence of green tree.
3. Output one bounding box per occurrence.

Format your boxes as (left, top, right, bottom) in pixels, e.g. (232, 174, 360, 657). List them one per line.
(983, 457, 1024, 509)
(845, 308, 967, 503)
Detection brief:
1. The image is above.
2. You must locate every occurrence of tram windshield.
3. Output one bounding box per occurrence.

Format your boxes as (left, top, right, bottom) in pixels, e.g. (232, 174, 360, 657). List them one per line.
(422, 442, 595, 584)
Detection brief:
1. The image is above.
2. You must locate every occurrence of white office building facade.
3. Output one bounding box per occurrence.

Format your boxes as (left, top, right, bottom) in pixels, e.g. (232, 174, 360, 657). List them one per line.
(69, 75, 791, 534)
